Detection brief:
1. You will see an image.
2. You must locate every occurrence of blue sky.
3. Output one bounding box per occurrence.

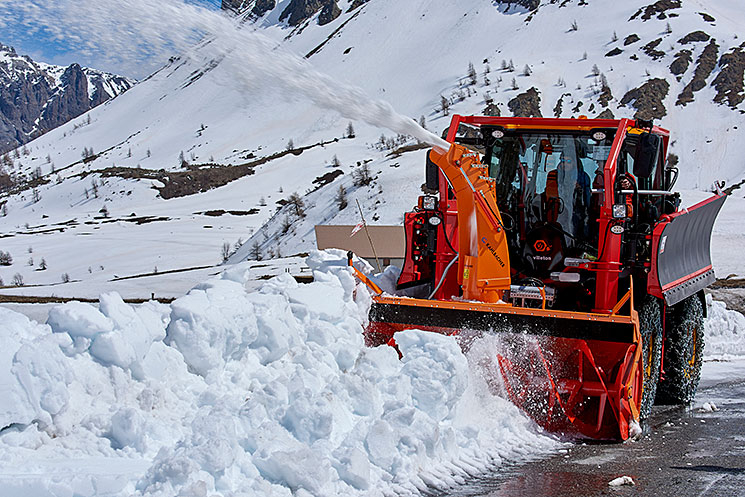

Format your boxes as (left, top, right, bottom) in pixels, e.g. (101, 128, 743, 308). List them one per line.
(2, 0, 221, 79)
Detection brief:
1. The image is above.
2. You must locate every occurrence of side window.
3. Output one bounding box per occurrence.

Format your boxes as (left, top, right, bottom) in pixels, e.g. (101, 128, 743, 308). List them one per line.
(488, 144, 502, 179)
(616, 146, 636, 188)
(633, 133, 663, 190)
(654, 148, 665, 190)
(579, 157, 599, 180)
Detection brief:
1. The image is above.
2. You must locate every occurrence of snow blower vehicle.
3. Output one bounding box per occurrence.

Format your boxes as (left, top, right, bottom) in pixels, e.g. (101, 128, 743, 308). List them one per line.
(349, 115, 725, 440)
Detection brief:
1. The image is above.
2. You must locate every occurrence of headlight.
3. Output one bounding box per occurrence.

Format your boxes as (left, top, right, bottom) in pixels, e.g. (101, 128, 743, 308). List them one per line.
(550, 272, 581, 283)
(612, 204, 627, 218)
(422, 196, 437, 210)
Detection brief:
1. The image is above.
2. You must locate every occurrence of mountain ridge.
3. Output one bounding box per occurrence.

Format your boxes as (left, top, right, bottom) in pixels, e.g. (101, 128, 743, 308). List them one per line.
(0, 43, 133, 154)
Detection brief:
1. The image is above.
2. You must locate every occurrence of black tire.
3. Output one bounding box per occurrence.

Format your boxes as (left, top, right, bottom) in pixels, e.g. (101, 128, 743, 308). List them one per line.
(638, 296, 663, 421)
(655, 294, 705, 405)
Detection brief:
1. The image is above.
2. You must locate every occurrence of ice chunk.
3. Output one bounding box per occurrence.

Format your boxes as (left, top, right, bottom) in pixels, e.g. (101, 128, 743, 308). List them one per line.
(253, 446, 332, 494)
(286, 281, 345, 322)
(110, 407, 146, 451)
(166, 279, 260, 377)
(608, 475, 635, 486)
(699, 401, 718, 412)
(86, 293, 170, 378)
(47, 301, 113, 338)
(333, 447, 370, 490)
(705, 295, 745, 358)
(0, 309, 52, 428)
(365, 419, 398, 472)
(11, 333, 73, 428)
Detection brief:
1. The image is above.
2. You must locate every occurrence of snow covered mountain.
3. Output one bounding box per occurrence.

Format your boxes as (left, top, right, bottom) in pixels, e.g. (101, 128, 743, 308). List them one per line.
(0, 43, 134, 154)
(1, 0, 744, 296)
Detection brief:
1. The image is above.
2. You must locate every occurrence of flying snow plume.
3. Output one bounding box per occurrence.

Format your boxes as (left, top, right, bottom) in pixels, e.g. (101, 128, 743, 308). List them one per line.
(0, 0, 450, 151)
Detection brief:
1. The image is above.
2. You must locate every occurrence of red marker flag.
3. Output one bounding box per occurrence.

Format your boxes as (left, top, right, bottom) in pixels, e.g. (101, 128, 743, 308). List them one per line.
(350, 221, 364, 237)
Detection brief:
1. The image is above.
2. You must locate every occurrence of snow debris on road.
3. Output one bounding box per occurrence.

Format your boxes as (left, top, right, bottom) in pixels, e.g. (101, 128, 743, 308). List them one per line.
(698, 402, 719, 413)
(608, 475, 635, 486)
(0, 250, 556, 496)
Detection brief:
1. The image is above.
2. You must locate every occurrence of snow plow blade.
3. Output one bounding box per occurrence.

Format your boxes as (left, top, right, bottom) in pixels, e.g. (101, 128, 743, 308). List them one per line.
(364, 296, 642, 441)
(651, 195, 726, 306)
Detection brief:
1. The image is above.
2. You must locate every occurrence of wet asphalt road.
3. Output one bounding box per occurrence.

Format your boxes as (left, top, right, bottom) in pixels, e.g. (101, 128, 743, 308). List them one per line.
(436, 371, 745, 497)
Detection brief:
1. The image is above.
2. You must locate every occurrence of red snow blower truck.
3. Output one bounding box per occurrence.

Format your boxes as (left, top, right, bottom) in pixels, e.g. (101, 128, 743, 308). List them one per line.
(350, 115, 725, 440)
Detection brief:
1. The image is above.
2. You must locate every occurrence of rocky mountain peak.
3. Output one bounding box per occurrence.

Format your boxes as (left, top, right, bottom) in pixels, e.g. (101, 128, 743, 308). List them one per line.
(0, 45, 133, 154)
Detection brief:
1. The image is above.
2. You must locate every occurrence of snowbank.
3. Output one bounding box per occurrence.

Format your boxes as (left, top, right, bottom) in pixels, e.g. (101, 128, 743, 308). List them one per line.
(705, 294, 745, 359)
(0, 250, 555, 496)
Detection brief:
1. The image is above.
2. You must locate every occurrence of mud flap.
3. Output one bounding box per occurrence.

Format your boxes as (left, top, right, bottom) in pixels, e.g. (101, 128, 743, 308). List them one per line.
(651, 195, 725, 306)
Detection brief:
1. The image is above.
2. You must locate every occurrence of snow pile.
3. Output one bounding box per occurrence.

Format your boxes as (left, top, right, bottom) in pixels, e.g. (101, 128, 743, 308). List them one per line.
(705, 294, 745, 359)
(0, 250, 555, 496)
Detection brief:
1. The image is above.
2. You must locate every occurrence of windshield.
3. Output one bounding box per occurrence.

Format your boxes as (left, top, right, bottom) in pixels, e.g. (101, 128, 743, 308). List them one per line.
(484, 130, 615, 242)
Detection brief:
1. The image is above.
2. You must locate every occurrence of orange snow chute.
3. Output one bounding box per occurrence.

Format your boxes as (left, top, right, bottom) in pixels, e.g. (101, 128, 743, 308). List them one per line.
(427, 144, 513, 304)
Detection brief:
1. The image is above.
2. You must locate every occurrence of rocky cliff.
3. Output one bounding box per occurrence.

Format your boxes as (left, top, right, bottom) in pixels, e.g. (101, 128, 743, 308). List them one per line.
(221, 0, 343, 26)
(496, 0, 540, 11)
(0, 44, 133, 154)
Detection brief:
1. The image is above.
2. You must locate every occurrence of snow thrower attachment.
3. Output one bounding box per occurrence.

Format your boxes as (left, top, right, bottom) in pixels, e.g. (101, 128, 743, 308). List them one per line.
(351, 116, 724, 440)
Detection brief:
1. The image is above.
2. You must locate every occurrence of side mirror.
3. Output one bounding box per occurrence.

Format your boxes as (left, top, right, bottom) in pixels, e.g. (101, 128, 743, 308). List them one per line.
(665, 166, 679, 191)
(633, 133, 662, 179)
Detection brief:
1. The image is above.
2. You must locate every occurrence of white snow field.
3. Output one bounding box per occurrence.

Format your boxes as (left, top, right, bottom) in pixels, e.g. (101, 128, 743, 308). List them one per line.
(0, 250, 562, 497)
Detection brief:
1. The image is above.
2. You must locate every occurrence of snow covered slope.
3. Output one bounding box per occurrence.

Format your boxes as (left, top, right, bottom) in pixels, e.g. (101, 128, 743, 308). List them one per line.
(1, 0, 744, 293)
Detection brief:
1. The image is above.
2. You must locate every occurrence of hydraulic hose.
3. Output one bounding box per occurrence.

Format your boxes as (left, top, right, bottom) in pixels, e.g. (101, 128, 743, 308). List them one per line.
(439, 216, 457, 255)
(428, 254, 459, 299)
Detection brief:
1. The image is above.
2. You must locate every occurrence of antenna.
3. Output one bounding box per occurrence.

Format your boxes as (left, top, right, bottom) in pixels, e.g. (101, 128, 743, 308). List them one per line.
(356, 199, 382, 273)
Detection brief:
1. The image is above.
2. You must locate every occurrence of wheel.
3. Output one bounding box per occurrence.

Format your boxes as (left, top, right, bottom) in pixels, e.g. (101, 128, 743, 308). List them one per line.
(655, 294, 705, 405)
(638, 296, 663, 421)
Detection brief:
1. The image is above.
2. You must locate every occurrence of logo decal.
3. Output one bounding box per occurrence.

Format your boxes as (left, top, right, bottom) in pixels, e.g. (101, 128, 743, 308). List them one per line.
(481, 237, 506, 267)
(533, 240, 551, 252)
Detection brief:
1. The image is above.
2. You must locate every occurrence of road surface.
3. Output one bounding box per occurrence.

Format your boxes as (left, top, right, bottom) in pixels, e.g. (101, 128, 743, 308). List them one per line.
(436, 361, 745, 497)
